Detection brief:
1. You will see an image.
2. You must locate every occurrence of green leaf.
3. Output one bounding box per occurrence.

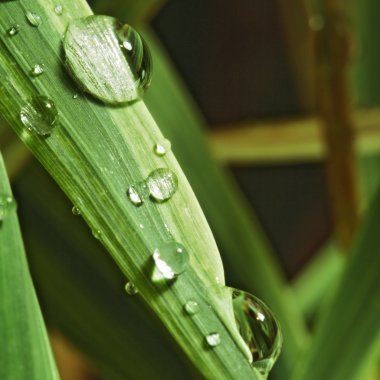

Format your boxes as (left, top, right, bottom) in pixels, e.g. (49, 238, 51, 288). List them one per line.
(0, 2, 261, 378)
(291, 185, 380, 380)
(16, 160, 196, 380)
(0, 154, 59, 380)
(142, 28, 308, 375)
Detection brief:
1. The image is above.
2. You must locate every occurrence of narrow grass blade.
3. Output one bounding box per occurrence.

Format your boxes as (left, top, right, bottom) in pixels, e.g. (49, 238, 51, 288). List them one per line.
(15, 160, 196, 380)
(0, 2, 261, 378)
(291, 186, 380, 380)
(0, 154, 59, 380)
(142, 28, 308, 375)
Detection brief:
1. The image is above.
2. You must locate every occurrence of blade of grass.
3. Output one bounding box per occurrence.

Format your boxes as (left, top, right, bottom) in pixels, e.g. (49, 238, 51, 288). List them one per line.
(0, 154, 59, 380)
(0, 2, 260, 378)
(16, 160, 196, 380)
(291, 184, 380, 380)
(142, 28, 308, 375)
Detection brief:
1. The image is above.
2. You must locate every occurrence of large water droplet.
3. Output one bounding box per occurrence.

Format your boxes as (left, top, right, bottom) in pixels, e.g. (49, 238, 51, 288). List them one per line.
(63, 15, 152, 104)
(30, 63, 44, 77)
(0, 195, 16, 225)
(152, 241, 189, 281)
(25, 11, 42, 27)
(230, 288, 282, 376)
(147, 168, 178, 202)
(20, 96, 58, 136)
(184, 300, 199, 315)
(153, 139, 171, 157)
(206, 333, 221, 347)
(7, 25, 19, 36)
(125, 281, 138, 295)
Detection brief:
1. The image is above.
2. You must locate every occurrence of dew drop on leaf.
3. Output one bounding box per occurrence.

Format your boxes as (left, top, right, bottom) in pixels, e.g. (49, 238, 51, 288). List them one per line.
(54, 4, 63, 15)
(30, 63, 44, 77)
(147, 168, 178, 202)
(7, 25, 19, 36)
(71, 206, 81, 215)
(230, 288, 283, 376)
(152, 241, 189, 281)
(20, 96, 58, 136)
(205, 333, 221, 347)
(125, 281, 138, 295)
(63, 15, 152, 104)
(184, 300, 199, 315)
(153, 139, 171, 157)
(127, 185, 143, 206)
(0, 195, 16, 225)
(25, 11, 42, 27)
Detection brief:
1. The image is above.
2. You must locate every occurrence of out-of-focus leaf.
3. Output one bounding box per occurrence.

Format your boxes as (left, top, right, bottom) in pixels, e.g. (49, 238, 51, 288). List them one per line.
(0, 154, 59, 380)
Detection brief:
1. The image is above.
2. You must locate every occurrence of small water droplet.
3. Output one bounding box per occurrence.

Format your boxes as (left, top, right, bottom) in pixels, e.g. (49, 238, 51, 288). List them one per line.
(0, 195, 16, 225)
(206, 333, 220, 347)
(92, 229, 102, 239)
(231, 288, 283, 375)
(30, 63, 44, 77)
(20, 96, 59, 136)
(63, 15, 152, 104)
(153, 139, 171, 157)
(125, 281, 138, 295)
(147, 168, 178, 202)
(152, 241, 189, 281)
(184, 300, 199, 315)
(71, 206, 81, 215)
(54, 4, 63, 15)
(72, 93, 79, 99)
(7, 25, 19, 36)
(127, 185, 143, 206)
(139, 224, 144, 229)
(26, 11, 42, 27)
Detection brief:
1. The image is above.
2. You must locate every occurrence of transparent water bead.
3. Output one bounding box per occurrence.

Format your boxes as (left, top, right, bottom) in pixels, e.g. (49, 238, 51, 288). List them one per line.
(54, 4, 63, 15)
(230, 288, 283, 376)
(30, 63, 44, 77)
(152, 241, 189, 281)
(20, 96, 59, 136)
(26, 11, 42, 27)
(147, 168, 178, 202)
(184, 300, 199, 315)
(7, 25, 19, 36)
(205, 333, 220, 347)
(63, 15, 152, 104)
(127, 185, 143, 206)
(153, 139, 171, 157)
(125, 281, 138, 295)
(71, 206, 81, 215)
(0, 195, 16, 225)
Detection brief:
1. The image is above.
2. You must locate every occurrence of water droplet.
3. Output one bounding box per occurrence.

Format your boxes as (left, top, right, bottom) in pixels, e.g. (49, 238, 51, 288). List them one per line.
(92, 229, 102, 240)
(0, 195, 16, 225)
(30, 63, 44, 77)
(7, 25, 19, 36)
(152, 241, 189, 281)
(71, 206, 81, 215)
(206, 333, 220, 347)
(72, 93, 78, 99)
(54, 4, 63, 15)
(147, 168, 178, 202)
(63, 15, 152, 104)
(25, 11, 42, 27)
(184, 300, 199, 315)
(231, 288, 283, 375)
(153, 139, 171, 157)
(125, 281, 138, 295)
(127, 185, 143, 206)
(20, 96, 59, 136)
